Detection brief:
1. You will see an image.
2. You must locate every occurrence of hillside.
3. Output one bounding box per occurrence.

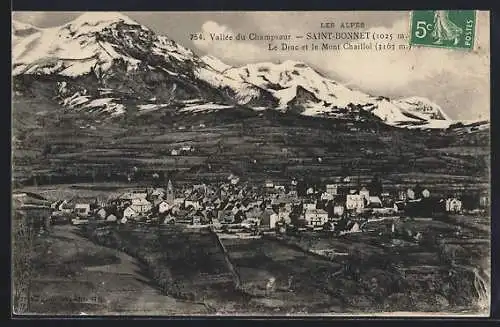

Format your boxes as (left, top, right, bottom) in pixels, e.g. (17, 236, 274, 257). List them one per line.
(12, 93, 489, 196)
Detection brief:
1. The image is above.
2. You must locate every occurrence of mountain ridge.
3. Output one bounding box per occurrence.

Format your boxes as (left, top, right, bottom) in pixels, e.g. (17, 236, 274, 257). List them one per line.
(12, 12, 484, 130)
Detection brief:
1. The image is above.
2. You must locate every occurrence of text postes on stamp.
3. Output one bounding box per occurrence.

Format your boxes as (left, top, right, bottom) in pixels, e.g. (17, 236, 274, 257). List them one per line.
(410, 10, 476, 50)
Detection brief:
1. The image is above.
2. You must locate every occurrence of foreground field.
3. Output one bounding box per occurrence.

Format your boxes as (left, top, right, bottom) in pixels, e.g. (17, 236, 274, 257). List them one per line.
(27, 225, 208, 315)
(81, 224, 253, 313)
(274, 216, 490, 313)
(73, 217, 490, 315)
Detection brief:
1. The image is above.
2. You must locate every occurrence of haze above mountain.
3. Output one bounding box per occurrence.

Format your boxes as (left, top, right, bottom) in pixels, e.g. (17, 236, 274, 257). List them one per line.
(12, 13, 486, 129)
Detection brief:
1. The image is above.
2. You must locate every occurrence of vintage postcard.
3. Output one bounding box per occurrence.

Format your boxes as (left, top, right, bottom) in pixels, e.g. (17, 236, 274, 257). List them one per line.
(11, 11, 490, 316)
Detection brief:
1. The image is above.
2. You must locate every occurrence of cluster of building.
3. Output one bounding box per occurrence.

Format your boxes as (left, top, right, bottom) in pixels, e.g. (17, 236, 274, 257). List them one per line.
(47, 175, 489, 232)
(170, 145, 195, 156)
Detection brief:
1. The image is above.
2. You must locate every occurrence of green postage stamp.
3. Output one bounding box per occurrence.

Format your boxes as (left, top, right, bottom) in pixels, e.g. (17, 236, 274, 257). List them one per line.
(410, 10, 476, 50)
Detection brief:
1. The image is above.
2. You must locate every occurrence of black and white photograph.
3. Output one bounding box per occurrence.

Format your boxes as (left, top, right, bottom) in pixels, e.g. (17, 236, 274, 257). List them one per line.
(11, 10, 491, 316)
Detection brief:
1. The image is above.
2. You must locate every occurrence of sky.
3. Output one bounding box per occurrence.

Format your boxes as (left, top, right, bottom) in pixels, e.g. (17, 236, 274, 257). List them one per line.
(12, 11, 490, 121)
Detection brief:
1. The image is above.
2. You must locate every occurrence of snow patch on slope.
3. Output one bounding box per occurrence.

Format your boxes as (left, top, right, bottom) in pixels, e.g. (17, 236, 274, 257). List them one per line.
(179, 103, 233, 113)
(393, 96, 451, 121)
(195, 67, 263, 105)
(201, 55, 232, 72)
(137, 103, 170, 112)
(83, 97, 126, 116)
(371, 100, 420, 124)
(405, 120, 454, 129)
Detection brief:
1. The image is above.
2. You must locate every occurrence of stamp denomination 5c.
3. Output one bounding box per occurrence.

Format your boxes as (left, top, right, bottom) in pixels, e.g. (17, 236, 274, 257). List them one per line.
(410, 10, 476, 50)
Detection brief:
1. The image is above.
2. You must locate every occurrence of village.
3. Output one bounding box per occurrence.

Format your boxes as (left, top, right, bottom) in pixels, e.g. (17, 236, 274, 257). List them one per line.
(42, 174, 489, 236)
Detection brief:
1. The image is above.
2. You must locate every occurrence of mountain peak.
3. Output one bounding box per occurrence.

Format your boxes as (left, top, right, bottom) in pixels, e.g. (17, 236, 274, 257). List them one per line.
(66, 12, 140, 29)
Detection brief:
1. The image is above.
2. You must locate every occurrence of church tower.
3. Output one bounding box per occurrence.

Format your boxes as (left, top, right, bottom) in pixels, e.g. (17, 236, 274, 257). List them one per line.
(166, 180, 174, 205)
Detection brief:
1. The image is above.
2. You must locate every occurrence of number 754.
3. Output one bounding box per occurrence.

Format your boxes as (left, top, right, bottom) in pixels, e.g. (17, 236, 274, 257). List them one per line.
(414, 21, 434, 38)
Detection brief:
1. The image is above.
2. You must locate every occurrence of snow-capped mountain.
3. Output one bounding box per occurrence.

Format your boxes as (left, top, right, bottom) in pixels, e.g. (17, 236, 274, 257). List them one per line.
(12, 13, 278, 116)
(224, 60, 371, 108)
(12, 12, 461, 129)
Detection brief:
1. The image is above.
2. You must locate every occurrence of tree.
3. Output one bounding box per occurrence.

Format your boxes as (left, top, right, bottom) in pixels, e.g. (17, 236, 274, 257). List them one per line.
(414, 183, 424, 199)
(12, 211, 34, 313)
(289, 203, 303, 225)
(368, 174, 383, 196)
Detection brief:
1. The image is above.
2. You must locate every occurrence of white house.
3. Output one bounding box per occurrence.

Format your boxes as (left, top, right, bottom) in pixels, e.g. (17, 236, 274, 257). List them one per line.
(321, 192, 334, 201)
(74, 203, 91, 217)
(130, 198, 152, 214)
(350, 222, 361, 233)
(445, 198, 462, 213)
(270, 213, 279, 229)
(368, 196, 383, 208)
(333, 204, 345, 217)
(422, 189, 431, 198)
(96, 208, 107, 219)
(407, 188, 416, 200)
(398, 191, 408, 201)
(304, 202, 317, 211)
(304, 209, 329, 227)
(265, 180, 274, 188)
(158, 201, 171, 214)
(346, 194, 365, 212)
(58, 200, 72, 214)
(326, 184, 338, 195)
(123, 206, 139, 219)
(480, 194, 489, 208)
(274, 185, 286, 192)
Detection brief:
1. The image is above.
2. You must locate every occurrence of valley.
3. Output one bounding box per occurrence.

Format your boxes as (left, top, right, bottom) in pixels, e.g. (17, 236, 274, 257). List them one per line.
(11, 11, 491, 317)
